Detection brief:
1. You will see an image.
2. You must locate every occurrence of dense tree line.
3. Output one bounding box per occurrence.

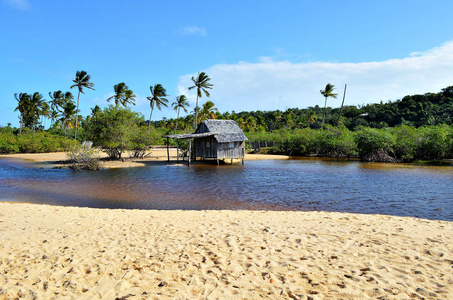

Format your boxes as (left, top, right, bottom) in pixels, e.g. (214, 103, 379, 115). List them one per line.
(154, 86, 453, 132)
(4, 69, 453, 162)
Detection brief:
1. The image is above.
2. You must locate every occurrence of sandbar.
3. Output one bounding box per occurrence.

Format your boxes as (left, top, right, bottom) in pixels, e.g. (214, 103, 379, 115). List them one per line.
(0, 151, 290, 169)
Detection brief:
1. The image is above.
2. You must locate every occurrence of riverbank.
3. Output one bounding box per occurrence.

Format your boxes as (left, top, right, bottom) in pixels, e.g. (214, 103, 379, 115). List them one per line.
(0, 202, 452, 299)
(0, 151, 290, 169)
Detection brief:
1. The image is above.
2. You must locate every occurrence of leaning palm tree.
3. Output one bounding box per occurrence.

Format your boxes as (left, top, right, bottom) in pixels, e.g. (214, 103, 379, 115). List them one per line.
(188, 72, 213, 128)
(106, 82, 136, 108)
(49, 91, 65, 127)
(70, 70, 95, 139)
(171, 95, 190, 134)
(320, 83, 338, 129)
(48, 91, 73, 128)
(147, 84, 168, 130)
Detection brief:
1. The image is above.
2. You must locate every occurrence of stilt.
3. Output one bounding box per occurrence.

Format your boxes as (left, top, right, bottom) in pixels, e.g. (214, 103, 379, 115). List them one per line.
(231, 158, 233, 165)
(217, 159, 219, 165)
(176, 139, 179, 163)
(166, 137, 170, 162)
(188, 139, 192, 167)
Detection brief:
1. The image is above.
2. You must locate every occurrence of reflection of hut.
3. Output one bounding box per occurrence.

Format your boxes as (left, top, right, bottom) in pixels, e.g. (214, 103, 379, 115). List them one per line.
(165, 119, 248, 165)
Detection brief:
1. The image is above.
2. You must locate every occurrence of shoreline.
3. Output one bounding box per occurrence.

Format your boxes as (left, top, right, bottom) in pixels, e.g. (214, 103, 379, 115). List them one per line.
(0, 202, 452, 299)
(0, 151, 291, 169)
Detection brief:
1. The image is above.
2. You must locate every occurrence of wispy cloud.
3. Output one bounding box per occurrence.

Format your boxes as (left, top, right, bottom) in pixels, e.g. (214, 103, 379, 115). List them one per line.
(3, 0, 30, 10)
(178, 41, 453, 113)
(176, 25, 207, 36)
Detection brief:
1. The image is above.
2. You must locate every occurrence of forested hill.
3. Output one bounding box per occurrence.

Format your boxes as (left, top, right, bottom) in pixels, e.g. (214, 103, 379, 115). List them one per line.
(218, 86, 453, 132)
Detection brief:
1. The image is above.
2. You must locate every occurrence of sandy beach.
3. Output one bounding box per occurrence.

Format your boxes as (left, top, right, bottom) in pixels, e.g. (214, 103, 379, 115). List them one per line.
(0, 203, 452, 299)
(0, 153, 452, 299)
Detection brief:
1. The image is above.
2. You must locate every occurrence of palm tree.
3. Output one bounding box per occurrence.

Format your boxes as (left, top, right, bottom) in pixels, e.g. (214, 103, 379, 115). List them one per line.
(40, 102, 50, 129)
(320, 83, 338, 129)
(198, 100, 218, 123)
(90, 105, 101, 117)
(171, 95, 190, 134)
(14, 93, 30, 134)
(49, 91, 73, 128)
(188, 72, 213, 128)
(58, 101, 77, 135)
(147, 84, 168, 130)
(29, 92, 46, 132)
(107, 82, 136, 108)
(70, 70, 95, 139)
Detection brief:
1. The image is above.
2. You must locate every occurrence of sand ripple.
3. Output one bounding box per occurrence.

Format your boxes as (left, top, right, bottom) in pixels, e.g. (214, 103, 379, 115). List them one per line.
(0, 203, 452, 299)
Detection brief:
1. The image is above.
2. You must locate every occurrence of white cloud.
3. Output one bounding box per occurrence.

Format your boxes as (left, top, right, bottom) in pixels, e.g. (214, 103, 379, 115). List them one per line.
(178, 41, 453, 113)
(3, 0, 30, 10)
(177, 25, 207, 36)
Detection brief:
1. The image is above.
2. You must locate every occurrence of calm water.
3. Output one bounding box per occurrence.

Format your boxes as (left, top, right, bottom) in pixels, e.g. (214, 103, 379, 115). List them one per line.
(0, 158, 452, 221)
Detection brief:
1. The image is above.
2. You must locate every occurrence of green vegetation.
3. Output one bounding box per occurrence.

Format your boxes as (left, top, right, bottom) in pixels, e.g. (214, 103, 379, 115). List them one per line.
(3, 69, 453, 164)
(70, 70, 95, 140)
(0, 127, 76, 153)
(147, 84, 169, 130)
(188, 72, 214, 128)
(245, 125, 453, 162)
(85, 106, 159, 160)
(107, 82, 136, 108)
(320, 83, 338, 129)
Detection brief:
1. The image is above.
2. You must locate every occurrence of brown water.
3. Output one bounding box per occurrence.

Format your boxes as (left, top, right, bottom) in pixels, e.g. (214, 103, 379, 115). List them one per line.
(0, 158, 452, 220)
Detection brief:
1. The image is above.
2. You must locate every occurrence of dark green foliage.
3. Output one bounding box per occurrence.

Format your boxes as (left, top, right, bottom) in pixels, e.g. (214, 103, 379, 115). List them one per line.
(0, 127, 76, 153)
(354, 128, 396, 162)
(415, 126, 452, 160)
(85, 106, 142, 160)
(85, 105, 160, 160)
(316, 126, 357, 157)
(391, 125, 417, 161)
(246, 127, 357, 158)
(129, 127, 159, 158)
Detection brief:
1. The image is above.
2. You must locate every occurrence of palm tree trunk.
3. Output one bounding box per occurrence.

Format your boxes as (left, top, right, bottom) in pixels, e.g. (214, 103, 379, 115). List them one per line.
(75, 91, 80, 140)
(148, 108, 153, 131)
(337, 84, 347, 127)
(19, 115, 23, 135)
(321, 96, 327, 130)
(194, 95, 199, 129)
(175, 108, 180, 135)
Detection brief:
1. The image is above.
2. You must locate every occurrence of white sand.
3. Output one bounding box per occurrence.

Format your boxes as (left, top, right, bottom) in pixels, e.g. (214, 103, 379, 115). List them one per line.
(0, 203, 452, 299)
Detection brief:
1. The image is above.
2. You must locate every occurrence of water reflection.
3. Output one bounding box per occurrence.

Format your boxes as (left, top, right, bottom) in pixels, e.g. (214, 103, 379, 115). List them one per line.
(0, 158, 452, 221)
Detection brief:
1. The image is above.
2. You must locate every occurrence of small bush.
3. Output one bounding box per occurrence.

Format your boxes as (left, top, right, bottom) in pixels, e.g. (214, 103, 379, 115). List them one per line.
(67, 141, 100, 170)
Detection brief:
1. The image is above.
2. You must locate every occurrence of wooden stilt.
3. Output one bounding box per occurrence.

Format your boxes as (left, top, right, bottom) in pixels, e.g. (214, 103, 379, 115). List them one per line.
(176, 139, 179, 163)
(166, 137, 170, 162)
(188, 139, 192, 167)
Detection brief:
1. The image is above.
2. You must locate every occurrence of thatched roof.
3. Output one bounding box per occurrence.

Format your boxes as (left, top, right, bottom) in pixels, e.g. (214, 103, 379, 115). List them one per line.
(165, 120, 248, 143)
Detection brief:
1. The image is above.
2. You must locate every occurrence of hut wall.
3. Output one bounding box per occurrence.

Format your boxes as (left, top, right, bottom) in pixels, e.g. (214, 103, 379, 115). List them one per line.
(217, 141, 245, 159)
(194, 136, 218, 158)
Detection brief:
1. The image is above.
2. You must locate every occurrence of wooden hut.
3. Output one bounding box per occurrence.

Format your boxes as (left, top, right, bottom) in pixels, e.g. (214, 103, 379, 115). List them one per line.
(165, 119, 248, 165)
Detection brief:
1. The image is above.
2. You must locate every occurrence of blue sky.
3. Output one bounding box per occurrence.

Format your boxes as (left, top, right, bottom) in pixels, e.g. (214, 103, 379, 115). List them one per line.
(2, 0, 453, 127)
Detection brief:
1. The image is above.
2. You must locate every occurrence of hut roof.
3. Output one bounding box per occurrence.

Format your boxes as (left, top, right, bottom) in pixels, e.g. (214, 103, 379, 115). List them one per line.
(165, 119, 248, 143)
